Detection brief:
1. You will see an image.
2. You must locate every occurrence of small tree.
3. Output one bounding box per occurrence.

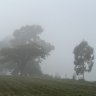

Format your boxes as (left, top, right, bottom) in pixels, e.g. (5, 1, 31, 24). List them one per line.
(73, 41, 94, 80)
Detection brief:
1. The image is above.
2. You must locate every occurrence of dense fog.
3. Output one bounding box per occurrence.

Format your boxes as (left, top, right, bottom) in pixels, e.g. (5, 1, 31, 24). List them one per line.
(0, 0, 96, 81)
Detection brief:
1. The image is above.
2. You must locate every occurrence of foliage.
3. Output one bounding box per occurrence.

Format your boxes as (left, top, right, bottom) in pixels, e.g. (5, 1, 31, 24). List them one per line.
(11, 25, 43, 46)
(0, 25, 54, 76)
(73, 41, 94, 80)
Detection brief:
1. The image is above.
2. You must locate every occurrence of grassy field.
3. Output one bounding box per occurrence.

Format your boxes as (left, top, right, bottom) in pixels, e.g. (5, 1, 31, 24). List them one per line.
(0, 76, 95, 96)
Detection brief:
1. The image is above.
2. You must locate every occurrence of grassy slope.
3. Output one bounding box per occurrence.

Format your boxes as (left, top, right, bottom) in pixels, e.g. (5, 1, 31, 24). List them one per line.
(0, 76, 95, 96)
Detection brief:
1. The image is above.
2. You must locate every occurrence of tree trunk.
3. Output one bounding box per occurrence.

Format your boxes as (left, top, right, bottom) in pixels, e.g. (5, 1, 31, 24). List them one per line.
(82, 63, 85, 81)
(83, 71, 84, 80)
(20, 64, 25, 76)
(19, 62, 26, 76)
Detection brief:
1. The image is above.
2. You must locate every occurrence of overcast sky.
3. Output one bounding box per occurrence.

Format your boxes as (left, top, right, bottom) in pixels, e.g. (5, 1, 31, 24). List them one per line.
(0, 0, 96, 81)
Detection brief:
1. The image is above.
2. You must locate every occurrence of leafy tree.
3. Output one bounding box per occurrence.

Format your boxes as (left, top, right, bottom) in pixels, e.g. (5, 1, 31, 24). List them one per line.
(73, 41, 94, 80)
(0, 43, 45, 76)
(0, 25, 54, 76)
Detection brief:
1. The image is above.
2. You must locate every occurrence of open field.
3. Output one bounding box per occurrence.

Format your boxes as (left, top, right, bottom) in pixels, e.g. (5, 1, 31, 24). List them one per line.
(0, 76, 95, 96)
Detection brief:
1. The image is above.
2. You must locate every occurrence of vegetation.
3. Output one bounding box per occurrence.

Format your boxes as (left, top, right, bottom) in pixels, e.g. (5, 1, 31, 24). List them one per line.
(73, 41, 94, 80)
(0, 25, 54, 76)
(0, 76, 95, 96)
(0, 25, 95, 95)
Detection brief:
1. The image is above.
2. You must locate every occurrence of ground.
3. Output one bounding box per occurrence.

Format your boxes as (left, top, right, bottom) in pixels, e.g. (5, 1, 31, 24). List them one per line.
(0, 76, 95, 96)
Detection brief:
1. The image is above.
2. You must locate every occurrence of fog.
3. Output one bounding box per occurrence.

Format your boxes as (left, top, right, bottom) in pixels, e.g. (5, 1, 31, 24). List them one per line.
(0, 0, 96, 81)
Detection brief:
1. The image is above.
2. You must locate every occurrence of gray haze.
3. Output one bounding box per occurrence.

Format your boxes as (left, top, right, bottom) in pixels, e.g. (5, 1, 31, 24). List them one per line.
(0, 0, 96, 81)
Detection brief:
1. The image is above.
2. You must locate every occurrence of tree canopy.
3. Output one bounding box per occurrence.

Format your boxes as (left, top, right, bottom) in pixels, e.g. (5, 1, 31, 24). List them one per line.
(11, 25, 43, 46)
(0, 25, 54, 76)
(73, 41, 94, 80)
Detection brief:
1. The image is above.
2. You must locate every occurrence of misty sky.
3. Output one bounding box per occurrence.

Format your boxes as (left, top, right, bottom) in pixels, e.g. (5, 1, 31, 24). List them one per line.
(0, 0, 96, 81)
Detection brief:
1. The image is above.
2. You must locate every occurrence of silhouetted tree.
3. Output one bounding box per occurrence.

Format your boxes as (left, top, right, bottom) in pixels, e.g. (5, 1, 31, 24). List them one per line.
(73, 41, 94, 80)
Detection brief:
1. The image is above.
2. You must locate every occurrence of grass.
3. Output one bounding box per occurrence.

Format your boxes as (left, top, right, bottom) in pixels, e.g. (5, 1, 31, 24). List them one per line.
(0, 76, 95, 96)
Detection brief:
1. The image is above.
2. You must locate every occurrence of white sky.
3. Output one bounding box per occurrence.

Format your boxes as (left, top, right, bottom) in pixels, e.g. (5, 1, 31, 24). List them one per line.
(0, 0, 96, 81)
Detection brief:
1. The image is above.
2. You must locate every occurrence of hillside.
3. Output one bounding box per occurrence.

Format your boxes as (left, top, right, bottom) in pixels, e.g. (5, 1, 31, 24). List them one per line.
(0, 76, 95, 96)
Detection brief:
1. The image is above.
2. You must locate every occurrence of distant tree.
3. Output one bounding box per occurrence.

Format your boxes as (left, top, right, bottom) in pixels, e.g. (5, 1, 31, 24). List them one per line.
(0, 25, 54, 76)
(73, 41, 94, 80)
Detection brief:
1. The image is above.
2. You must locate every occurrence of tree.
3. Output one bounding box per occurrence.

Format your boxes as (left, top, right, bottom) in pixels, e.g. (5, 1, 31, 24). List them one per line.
(0, 25, 54, 76)
(0, 43, 46, 76)
(73, 41, 94, 80)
